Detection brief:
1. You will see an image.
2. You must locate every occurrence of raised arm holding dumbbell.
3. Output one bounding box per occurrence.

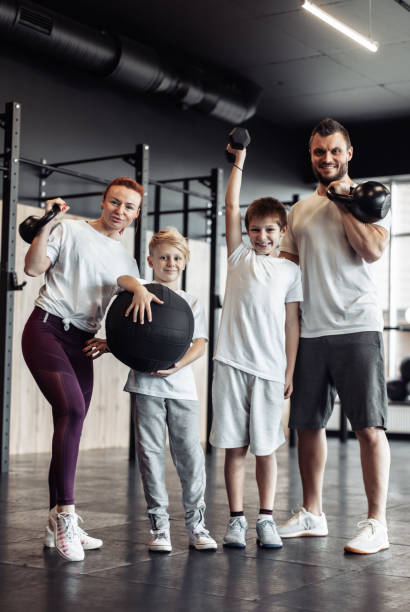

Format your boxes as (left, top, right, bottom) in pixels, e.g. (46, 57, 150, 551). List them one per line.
(210, 127, 302, 550)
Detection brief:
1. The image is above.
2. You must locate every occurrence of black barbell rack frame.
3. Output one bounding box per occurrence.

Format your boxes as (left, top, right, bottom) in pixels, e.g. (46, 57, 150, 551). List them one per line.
(0, 101, 225, 471)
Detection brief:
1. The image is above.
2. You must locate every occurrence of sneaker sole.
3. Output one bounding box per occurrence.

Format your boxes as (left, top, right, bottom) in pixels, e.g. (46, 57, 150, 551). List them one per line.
(190, 543, 218, 551)
(256, 539, 283, 549)
(149, 546, 172, 552)
(55, 545, 85, 562)
(344, 543, 389, 555)
(223, 542, 246, 548)
(279, 531, 328, 539)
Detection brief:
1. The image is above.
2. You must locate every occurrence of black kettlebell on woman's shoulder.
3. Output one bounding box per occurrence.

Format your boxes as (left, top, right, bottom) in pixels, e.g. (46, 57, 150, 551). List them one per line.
(327, 181, 391, 223)
(19, 203, 61, 244)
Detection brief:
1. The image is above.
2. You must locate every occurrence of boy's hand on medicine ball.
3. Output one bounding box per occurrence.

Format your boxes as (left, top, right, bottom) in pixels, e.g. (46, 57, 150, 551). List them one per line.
(151, 363, 180, 377)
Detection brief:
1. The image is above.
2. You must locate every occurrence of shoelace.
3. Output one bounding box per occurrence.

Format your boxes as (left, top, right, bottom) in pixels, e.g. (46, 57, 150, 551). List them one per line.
(192, 524, 211, 538)
(356, 519, 378, 535)
(150, 529, 169, 540)
(257, 519, 275, 530)
(57, 513, 81, 542)
(283, 507, 304, 525)
(228, 518, 246, 531)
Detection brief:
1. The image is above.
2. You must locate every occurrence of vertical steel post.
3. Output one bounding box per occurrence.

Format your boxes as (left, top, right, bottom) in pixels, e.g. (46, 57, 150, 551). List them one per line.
(129, 143, 150, 461)
(0, 102, 21, 472)
(154, 184, 161, 234)
(134, 143, 150, 280)
(182, 179, 189, 291)
(206, 168, 223, 453)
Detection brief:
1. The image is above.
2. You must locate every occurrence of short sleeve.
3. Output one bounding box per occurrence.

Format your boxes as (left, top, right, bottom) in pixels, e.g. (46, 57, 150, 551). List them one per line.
(279, 207, 298, 256)
(124, 256, 140, 278)
(285, 265, 303, 303)
(191, 296, 208, 341)
(46, 223, 64, 265)
(227, 241, 248, 266)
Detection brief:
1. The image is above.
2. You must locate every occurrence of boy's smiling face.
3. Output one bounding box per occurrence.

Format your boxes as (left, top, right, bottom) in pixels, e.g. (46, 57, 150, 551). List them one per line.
(247, 215, 286, 256)
(148, 242, 187, 286)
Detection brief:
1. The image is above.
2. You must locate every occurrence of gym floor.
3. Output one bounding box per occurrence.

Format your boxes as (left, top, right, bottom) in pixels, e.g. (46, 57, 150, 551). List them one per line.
(1, 437, 410, 612)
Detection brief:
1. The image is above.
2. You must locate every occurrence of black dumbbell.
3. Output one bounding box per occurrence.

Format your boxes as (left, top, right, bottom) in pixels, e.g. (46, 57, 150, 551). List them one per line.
(225, 127, 251, 164)
(19, 203, 61, 244)
(327, 181, 390, 223)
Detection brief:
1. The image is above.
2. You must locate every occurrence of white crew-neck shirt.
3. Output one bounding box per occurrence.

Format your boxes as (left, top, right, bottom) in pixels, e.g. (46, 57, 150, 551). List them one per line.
(279, 191, 391, 338)
(124, 287, 207, 400)
(35, 220, 139, 332)
(214, 242, 303, 383)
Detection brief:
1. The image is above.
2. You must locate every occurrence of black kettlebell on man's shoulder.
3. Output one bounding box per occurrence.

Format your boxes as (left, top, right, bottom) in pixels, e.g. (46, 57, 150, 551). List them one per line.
(19, 203, 61, 244)
(327, 181, 390, 223)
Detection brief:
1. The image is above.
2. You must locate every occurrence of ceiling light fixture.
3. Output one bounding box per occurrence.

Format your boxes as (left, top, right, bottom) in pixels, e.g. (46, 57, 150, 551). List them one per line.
(302, 1, 379, 53)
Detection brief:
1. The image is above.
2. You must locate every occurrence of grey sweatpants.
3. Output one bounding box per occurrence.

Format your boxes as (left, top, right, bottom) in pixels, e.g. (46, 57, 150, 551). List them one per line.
(131, 393, 206, 531)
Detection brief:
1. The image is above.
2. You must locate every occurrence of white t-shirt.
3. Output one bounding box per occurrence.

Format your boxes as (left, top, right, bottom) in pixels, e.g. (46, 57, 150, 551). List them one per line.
(214, 242, 303, 383)
(35, 220, 139, 333)
(124, 287, 208, 400)
(279, 191, 391, 338)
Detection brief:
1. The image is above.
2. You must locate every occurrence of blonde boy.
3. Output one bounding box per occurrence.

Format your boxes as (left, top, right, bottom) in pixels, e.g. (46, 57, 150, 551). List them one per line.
(118, 228, 217, 552)
(210, 143, 302, 548)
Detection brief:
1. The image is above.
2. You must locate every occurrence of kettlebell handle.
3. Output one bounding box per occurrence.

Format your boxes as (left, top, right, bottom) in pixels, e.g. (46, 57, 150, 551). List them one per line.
(19, 203, 61, 244)
(39, 203, 61, 228)
(326, 185, 355, 204)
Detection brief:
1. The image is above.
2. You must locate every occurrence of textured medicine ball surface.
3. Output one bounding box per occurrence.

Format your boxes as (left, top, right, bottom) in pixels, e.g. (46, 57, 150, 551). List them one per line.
(387, 378, 407, 402)
(106, 283, 194, 372)
(400, 356, 410, 383)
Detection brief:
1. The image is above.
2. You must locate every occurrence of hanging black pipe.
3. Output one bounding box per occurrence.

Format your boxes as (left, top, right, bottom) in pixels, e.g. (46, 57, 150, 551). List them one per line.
(0, 0, 261, 123)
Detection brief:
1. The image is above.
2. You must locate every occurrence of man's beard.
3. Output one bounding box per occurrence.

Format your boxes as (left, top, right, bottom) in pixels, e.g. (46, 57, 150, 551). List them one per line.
(313, 160, 349, 186)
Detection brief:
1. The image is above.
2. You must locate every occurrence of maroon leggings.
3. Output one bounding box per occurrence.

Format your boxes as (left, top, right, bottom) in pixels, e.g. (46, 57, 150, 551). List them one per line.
(22, 307, 94, 508)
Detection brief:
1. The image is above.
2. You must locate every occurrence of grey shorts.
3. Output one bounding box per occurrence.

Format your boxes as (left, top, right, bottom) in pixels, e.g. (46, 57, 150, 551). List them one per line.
(290, 332, 388, 431)
(210, 361, 286, 455)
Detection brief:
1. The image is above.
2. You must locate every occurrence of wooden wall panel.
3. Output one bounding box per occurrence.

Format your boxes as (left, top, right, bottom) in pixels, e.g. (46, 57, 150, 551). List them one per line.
(2, 208, 220, 454)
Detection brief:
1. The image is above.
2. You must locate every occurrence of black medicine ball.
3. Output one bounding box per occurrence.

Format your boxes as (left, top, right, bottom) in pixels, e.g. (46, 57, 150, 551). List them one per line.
(106, 283, 194, 372)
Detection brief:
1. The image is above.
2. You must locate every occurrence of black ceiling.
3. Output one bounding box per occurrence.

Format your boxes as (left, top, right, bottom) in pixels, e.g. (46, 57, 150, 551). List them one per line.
(32, 0, 410, 128)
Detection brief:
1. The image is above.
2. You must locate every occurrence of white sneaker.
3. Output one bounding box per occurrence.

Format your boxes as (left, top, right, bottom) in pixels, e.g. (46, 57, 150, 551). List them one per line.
(149, 529, 172, 552)
(45, 526, 103, 550)
(46, 508, 103, 550)
(344, 519, 389, 554)
(189, 524, 218, 550)
(278, 507, 328, 538)
(54, 512, 85, 561)
(223, 516, 248, 548)
(256, 518, 283, 548)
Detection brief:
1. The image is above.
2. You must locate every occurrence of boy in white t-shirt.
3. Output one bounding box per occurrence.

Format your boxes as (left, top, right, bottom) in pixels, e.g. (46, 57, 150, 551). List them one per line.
(209, 142, 302, 549)
(118, 228, 217, 553)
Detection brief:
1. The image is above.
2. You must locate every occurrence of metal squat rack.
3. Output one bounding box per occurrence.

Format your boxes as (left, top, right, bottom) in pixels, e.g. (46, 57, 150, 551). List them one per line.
(0, 101, 224, 472)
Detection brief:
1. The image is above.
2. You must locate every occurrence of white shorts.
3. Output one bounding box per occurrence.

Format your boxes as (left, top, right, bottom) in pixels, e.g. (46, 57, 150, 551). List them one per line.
(209, 361, 286, 456)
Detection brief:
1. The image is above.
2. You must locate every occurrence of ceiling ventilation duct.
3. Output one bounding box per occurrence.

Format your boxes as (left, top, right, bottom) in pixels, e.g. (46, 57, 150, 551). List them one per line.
(0, 0, 261, 123)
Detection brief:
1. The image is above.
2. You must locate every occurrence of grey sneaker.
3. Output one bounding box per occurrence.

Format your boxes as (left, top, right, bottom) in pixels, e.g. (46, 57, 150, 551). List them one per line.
(256, 519, 283, 548)
(278, 507, 328, 538)
(223, 516, 248, 548)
